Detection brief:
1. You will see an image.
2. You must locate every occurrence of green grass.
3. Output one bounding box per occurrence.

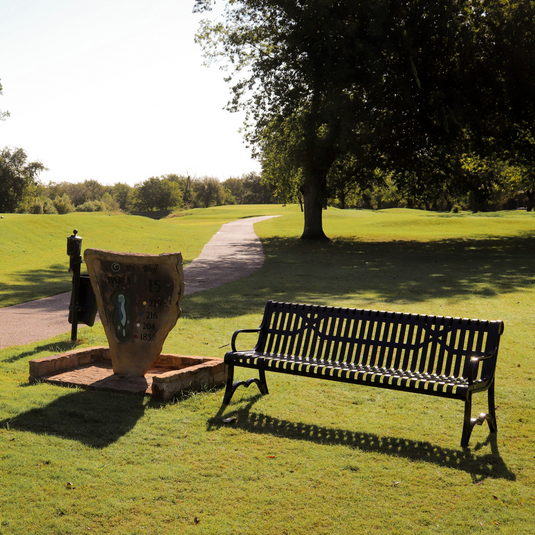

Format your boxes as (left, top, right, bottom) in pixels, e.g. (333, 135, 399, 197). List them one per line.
(0, 206, 285, 307)
(2, 206, 535, 534)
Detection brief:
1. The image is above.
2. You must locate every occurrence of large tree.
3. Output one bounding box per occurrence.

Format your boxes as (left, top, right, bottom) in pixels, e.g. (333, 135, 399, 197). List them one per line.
(195, 0, 535, 237)
(111, 182, 134, 211)
(133, 176, 183, 211)
(192, 176, 226, 207)
(0, 147, 46, 213)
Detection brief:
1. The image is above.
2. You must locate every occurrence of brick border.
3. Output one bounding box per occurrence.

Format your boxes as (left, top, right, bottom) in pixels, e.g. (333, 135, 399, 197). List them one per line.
(29, 347, 227, 401)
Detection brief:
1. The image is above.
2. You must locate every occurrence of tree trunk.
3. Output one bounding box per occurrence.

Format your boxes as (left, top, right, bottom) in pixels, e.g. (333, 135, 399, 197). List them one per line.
(362, 193, 373, 210)
(339, 189, 346, 210)
(526, 190, 534, 212)
(469, 190, 479, 213)
(300, 95, 338, 240)
(300, 177, 329, 240)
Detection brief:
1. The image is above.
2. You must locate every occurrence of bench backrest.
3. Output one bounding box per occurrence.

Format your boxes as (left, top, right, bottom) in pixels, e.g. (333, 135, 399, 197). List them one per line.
(256, 301, 504, 380)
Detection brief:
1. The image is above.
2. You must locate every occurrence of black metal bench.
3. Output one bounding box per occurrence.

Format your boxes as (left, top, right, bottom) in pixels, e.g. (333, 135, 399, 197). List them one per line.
(223, 300, 504, 447)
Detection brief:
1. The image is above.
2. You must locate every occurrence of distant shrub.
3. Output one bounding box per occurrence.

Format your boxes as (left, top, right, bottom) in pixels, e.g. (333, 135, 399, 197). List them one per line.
(93, 200, 106, 212)
(100, 192, 120, 211)
(43, 198, 58, 214)
(29, 199, 44, 214)
(76, 200, 97, 212)
(53, 193, 74, 214)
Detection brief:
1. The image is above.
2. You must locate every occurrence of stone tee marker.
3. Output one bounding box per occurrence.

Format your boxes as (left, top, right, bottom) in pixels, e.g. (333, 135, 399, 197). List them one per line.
(84, 248, 185, 376)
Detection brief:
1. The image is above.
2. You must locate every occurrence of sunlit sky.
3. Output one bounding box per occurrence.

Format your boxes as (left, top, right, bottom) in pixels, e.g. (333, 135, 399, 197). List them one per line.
(0, 0, 260, 186)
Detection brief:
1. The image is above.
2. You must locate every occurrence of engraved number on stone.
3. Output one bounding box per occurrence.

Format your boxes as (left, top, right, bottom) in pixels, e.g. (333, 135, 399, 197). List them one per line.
(149, 279, 161, 293)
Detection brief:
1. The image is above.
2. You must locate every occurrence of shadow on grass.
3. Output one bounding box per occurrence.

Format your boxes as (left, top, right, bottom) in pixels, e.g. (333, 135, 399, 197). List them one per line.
(0, 263, 70, 307)
(184, 233, 535, 320)
(1, 340, 80, 364)
(208, 396, 515, 482)
(0, 390, 147, 448)
(129, 210, 173, 220)
(4, 233, 535, 319)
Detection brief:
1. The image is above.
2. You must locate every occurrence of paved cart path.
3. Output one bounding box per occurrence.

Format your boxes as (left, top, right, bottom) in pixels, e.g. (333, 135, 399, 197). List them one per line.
(0, 216, 278, 350)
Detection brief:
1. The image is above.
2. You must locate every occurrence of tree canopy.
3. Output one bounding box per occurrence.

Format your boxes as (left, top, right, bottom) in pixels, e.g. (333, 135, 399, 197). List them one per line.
(0, 147, 46, 213)
(0, 79, 9, 122)
(132, 176, 183, 211)
(195, 0, 535, 238)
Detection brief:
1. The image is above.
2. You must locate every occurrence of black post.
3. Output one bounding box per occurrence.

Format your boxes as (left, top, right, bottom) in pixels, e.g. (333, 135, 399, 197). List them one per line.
(67, 229, 83, 341)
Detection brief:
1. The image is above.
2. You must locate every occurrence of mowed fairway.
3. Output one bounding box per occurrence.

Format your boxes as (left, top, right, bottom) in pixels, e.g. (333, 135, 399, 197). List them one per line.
(1, 207, 535, 534)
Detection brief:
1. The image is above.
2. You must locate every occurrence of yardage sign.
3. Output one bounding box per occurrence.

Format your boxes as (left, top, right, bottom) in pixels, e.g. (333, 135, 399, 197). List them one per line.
(84, 248, 185, 376)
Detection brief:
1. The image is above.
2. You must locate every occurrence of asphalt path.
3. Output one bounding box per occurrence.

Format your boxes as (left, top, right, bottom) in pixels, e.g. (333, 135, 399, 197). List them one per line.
(0, 216, 278, 350)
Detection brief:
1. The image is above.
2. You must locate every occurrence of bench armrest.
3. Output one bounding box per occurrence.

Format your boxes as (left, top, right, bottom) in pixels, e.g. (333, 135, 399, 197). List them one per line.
(467, 351, 497, 384)
(231, 328, 262, 352)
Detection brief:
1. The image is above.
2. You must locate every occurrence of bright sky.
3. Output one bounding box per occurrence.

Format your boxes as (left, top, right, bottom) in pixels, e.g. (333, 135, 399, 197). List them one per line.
(0, 0, 259, 186)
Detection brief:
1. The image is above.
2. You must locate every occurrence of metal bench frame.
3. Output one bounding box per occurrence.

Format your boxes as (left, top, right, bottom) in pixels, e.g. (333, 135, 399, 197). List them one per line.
(223, 300, 504, 447)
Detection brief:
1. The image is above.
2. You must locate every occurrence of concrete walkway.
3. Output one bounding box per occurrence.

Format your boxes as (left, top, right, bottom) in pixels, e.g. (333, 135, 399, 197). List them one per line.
(0, 216, 278, 350)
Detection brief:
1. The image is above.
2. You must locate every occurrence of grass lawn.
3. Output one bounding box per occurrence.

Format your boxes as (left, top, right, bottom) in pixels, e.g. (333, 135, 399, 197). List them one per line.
(0, 206, 285, 307)
(1, 206, 535, 534)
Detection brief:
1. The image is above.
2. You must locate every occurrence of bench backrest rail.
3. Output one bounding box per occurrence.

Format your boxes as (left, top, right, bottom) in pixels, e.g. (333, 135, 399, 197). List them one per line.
(255, 301, 504, 382)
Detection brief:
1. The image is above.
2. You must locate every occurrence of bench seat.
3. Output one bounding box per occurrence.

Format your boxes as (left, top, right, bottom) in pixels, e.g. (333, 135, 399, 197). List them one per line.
(227, 351, 486, 396)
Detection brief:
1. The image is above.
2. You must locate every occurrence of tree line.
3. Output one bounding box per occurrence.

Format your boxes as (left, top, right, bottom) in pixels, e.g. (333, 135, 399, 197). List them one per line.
(0, 144, 533, 214)
(0, 150, 277, 214)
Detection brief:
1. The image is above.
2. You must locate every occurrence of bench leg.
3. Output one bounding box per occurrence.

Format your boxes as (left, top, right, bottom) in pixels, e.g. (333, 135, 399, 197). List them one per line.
(258, 368, 269, 395)
(223, 362, 236, 405)
(487, 382, 498, 433)
(222, 363, 269, 405)
(461, 395, 474, 448)
(461, 388, 498, 448)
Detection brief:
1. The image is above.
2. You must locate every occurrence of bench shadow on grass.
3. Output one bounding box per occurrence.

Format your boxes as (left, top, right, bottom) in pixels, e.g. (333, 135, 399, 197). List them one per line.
(0, 389, 147, 448)
(207, 395, 515, 483)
